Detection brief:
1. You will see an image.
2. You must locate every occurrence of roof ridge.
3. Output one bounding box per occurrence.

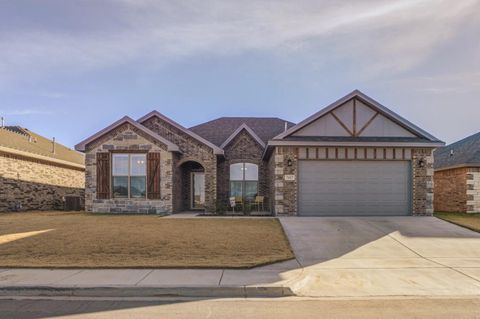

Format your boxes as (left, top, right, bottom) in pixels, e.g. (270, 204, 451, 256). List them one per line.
(3, 126, 30, 137)
(0, 126, 85, 166)
(189, 116, 294, 129)
(445, 131, 480, 149)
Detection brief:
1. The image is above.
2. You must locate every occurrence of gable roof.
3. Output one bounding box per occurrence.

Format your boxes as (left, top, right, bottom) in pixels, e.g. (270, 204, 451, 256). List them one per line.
(434, 131, 480, 170)
(273, 90, 443, 144)
(220, 123, 266, 149)
(74, 116, 180, 152)
(190, 117, 295, 147)
(0, 126, 84, 169)
(137, 111, 224, 155)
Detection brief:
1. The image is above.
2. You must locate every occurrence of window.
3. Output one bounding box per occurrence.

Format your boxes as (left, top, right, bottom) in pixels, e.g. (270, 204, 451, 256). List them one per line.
(230, 163, 258, 201)
(112, 153, 146, 198)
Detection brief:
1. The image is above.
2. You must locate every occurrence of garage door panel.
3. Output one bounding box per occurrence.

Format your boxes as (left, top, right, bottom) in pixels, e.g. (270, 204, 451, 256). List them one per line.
(298, 160, 410, 216)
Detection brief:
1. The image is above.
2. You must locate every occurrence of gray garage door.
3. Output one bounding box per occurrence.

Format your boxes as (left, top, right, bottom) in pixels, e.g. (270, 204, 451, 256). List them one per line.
(298, 160, 411, 216)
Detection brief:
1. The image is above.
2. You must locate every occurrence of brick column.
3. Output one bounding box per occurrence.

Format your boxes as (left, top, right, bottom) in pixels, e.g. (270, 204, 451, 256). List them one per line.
(273, 147, 298, 216)
(412, 148, 434, 216)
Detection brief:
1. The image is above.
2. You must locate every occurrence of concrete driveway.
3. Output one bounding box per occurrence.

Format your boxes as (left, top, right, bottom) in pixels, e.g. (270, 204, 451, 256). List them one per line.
(280, 216, 480, 297)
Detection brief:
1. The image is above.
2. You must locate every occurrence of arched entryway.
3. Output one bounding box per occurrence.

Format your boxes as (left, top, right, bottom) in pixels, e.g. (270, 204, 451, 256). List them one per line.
(178, 161, 205, 211)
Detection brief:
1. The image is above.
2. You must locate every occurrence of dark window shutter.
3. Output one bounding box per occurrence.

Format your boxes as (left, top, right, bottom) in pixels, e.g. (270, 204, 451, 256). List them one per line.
(96, 153, 110, 199)
(147, 152, 161, 199)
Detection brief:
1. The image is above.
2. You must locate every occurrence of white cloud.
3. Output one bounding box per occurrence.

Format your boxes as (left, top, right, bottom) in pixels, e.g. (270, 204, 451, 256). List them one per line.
(0, 0, 478, 85)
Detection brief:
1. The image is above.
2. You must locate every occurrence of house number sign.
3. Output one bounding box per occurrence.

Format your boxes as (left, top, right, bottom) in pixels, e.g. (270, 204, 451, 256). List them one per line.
(284, 175, 295, 181)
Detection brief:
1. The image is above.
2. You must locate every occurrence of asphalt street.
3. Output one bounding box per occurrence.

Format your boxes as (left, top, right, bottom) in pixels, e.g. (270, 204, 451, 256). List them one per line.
(1, 297, 480, 319)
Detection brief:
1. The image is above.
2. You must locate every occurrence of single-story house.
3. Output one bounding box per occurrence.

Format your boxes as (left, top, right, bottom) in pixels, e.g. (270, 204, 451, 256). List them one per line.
(75, 90, 444, 216)
(434, 132, 480, 213)
(0, 125, 85, 211)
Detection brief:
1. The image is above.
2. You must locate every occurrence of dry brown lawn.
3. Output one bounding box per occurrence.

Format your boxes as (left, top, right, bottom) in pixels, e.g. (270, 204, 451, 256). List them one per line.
(434, 212, 480, 233)
(0, 212, 294, 268)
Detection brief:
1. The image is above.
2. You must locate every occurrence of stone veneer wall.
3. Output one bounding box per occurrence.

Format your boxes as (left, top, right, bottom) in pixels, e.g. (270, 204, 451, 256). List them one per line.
(466, 168, 480, 213)
(411, 148, 434, 216)
(217, 130, 268, 209)
(141, 117, 217, 212)
(0, 152, 84, 211)
(271, 146, 297, 215)
(84, 123, 173, 213)
(270, 146, 435, 216)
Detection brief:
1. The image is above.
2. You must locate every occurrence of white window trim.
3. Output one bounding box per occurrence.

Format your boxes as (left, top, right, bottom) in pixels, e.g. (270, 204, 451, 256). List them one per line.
(112, 153, 147, 199)
(229, 163, 259, 199)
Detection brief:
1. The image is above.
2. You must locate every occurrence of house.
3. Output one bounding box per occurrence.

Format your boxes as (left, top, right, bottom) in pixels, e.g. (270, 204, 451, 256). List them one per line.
(0, 125, 85, 211)
(75, 90, 443, 216)
(434, 132, 480, 213)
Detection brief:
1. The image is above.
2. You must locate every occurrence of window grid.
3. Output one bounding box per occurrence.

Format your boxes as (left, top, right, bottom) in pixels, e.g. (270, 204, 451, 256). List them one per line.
(112, 153, 146, 199)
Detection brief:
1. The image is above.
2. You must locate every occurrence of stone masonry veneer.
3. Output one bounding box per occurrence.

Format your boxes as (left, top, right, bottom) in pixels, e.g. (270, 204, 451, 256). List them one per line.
(141, 116, 218, 212)
(0, 152, 84, 211)
(84, 123, 173, 213)
(217, 129, 267, 208)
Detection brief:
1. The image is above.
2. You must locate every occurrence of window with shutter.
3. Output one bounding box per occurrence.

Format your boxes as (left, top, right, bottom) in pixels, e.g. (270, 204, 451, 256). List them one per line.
(96, 152, 110, 199)
(147, 152, 161, 199)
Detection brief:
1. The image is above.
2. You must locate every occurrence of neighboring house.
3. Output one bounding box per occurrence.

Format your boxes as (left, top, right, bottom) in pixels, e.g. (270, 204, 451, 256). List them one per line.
(0, 126, 85, 211)
(75, 90, 443, 216)
(434, 132, 480, 213)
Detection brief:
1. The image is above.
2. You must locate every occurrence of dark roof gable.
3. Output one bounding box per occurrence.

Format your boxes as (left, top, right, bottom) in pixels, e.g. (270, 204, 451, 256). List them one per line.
(189, 117, 295, 147)
(434, 131, 480, 170)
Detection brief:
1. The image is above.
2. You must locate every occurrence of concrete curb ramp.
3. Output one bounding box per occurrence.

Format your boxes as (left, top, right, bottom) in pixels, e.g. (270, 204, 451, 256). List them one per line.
(0, 286, 294, 298)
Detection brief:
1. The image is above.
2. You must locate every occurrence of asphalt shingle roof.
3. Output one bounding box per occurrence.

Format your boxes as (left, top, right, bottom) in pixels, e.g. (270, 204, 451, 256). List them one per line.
(189, 117, 295, 147)
(434, 131, 480, 169)
(0, 126, 85, 166)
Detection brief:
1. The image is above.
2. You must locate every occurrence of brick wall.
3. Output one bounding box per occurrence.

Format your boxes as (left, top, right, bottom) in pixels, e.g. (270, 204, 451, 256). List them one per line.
(141, 116, 218, 212)
(0, 152, 84, 211)
(434, 167, 468, 213)
(84, 123, 173, 213)
(217, 130, 268, 209)
(435, 167, 480, 213)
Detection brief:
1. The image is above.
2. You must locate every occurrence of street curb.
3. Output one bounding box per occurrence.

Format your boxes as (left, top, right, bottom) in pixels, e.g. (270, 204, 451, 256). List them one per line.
(0, 286, 295, 298)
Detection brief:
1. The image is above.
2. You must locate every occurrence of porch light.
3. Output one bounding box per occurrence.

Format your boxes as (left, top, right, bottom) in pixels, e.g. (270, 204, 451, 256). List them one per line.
(287, 158, 293, 167)
(418, 159, 426, 168)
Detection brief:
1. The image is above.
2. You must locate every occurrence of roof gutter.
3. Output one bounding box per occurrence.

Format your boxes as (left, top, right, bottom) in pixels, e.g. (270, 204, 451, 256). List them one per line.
(434, 163, 480, 172)
(267, 140, 445, 148)
(0, 146, 85, 170)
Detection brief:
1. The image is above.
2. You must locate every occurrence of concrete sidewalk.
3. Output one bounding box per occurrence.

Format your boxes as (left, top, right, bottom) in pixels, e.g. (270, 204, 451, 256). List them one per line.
(0, 260, 303, 297)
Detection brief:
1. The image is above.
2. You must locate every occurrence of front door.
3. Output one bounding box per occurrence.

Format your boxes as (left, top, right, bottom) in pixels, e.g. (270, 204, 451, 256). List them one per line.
(191, 172, 205, 209)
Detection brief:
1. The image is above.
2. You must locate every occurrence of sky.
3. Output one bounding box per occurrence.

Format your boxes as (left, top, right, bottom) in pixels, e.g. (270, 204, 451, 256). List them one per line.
(0, 0, 479, 148)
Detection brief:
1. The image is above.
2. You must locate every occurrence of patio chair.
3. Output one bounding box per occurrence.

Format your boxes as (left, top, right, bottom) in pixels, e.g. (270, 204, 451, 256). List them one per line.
(252, 196, 265, 212)
(234, 196, 244, 212)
